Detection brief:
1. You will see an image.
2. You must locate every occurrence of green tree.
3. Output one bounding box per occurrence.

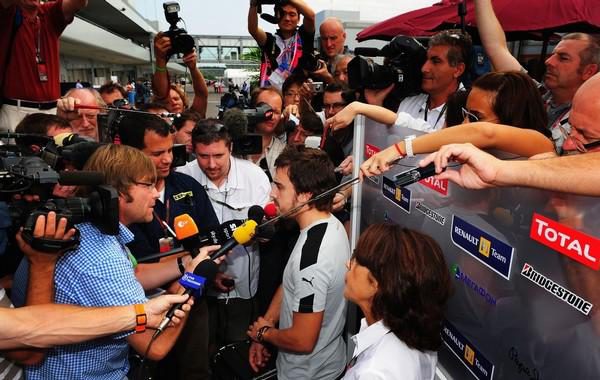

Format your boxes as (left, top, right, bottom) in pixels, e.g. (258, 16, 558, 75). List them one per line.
(242, 47, 261, 62)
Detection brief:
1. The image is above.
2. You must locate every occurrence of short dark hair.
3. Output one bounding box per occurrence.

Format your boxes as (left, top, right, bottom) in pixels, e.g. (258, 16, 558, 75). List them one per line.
(98, 82, 127, 98)
(353, 223, 452, 352)
(15, 113, 71, 135)
(282, 73, 307, 96)
(192, 118, 231, 148)
(274, 146, 337, 212)
(298, 101, 323, 136)
(118, 113, 172, 150)
(173, 109, 202, 131)
(562, 33, 600, 73)
(324, 81, 356, 105)
(429, 29, 472, 70)
(472, 71, 549, 136)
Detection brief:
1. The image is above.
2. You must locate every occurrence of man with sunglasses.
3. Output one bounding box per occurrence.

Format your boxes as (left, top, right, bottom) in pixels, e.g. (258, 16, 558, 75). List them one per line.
(248, 0, 315, 90)
(178, 119, 271, 352)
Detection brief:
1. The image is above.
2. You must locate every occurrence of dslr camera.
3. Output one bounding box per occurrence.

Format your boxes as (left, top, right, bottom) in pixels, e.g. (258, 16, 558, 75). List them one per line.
(162, 1, 196, 57)
(348, 35, 427, 99)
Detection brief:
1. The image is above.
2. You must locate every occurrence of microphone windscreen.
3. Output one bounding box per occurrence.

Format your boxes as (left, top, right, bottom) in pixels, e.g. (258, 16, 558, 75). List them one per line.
(222, 108, 248, 140)
(174, 214, 199, 240)
(248, 205, 265, 223)
(60, 141, 104, 170)
(192, 259, 219, 283)
(232, 220, 257, 245)
(54, 132, 92, 147)
(264, 202, 278, 219)
(354, 47, 382, 57)
(58, 170, 105, 186)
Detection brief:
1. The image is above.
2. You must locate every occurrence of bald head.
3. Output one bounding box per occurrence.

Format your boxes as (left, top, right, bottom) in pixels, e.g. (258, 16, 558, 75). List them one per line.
(563, 72, 600, 154)
(320, 18, 346, 60)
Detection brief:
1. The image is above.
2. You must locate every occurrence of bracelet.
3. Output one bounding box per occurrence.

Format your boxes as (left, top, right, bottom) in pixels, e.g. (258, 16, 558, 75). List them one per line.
(155, 65, 167, 73)
(394, 142, 405, 157)
(177, 256, 186, 275)
(134, 304, 147, 333)
(404, 135, 416, 157)
(256, 325, 271, 343)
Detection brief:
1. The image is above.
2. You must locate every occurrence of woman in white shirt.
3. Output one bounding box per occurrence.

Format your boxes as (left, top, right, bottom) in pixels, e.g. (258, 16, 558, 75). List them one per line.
(342, 223, 452, 380)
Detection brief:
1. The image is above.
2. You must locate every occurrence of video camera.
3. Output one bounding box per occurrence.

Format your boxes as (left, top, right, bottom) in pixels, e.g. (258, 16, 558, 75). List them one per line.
(348, 35, 427, 99)
(162, 1, 195, 57)
(219, 105, 275, 156)
(0, 133, 119, 247)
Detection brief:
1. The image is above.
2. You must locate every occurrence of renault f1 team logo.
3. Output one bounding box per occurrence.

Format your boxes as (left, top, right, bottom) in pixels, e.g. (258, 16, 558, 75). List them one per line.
(521, 263, 593, 316)
(382, 176, 411, 213)
(530, 213, 600, 270)
(451, 216, 514, 280)
(441, 320, 495, 380)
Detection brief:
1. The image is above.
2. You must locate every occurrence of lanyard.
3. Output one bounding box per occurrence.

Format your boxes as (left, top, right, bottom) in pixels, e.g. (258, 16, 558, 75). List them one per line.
(153, 199, 171, 238)
(423, 96, 447, 130)
(34, 15, 43, 64)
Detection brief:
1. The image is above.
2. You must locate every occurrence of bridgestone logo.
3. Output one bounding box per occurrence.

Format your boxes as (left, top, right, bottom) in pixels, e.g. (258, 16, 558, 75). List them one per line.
(520, 263, 593, 315)
(415, 202, 445, 225)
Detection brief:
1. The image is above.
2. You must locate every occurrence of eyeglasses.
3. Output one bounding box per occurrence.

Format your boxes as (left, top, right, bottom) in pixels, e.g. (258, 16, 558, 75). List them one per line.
(134, 181, 156, 190)
(461, 107, 479, 123)
(323, 102, 346, 111)
(560, 123, 600, 153)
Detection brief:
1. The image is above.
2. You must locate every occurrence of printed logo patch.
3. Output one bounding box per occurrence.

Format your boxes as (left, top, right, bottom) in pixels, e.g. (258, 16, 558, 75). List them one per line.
(451, 216, 514, 280)
(382, 176, 411, 214)
(442, 320, 495, 380)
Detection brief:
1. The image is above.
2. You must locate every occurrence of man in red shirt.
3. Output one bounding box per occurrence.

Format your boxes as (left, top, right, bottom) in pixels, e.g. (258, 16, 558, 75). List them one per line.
(0, 0, 88, 131)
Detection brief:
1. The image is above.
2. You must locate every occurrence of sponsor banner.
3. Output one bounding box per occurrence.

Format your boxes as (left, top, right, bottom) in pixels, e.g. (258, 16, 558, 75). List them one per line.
(441, 320, 495, 380)
(530, 213, 600, 270)
(451, 216, 514, 280)
(419, 176, 449, 196)
(451, 265, 497, 306)
(415, 201, 446, 225)
(364, 143, 381, 159)
(521, 263, 593, 316)
(382, 176, 411, 213)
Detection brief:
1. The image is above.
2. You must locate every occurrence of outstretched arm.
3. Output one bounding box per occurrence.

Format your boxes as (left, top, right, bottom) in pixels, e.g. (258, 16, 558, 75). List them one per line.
(290, 0, 315, 33)
(248, 1, 268, 46)
(474, 0, 522, 71)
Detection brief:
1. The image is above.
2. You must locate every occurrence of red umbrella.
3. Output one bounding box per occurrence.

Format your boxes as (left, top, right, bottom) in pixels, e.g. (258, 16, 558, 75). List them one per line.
(357, 0, 600, 42)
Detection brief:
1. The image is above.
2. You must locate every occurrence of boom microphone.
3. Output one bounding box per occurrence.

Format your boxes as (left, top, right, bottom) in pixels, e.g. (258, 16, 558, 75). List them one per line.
(222, 107, 248, 140)
(58, 170, 105, 186)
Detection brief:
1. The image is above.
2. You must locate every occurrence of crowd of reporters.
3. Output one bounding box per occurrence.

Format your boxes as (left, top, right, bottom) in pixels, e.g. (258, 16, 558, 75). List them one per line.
(1, 0, 600, 379)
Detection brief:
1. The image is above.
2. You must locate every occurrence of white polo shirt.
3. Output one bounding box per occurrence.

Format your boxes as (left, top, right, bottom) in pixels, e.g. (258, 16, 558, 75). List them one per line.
(395, 93, 446, 133)
(177, 156, 271, 299)
(344, 319, 437, 380)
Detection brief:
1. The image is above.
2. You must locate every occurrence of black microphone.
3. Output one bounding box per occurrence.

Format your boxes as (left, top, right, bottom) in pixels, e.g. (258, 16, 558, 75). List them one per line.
(222, 108, 248, 140)
(208, 219, 258, 260)
(58, 170, 105, 186)
(248, 205, 265, 224)
(174, 214, 244, 257)
(393, 162, 440, 187)
(154, 259, 220, 336)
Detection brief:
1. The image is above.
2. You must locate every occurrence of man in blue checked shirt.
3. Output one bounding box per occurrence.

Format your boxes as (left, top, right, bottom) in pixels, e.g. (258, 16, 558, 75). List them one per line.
(20, 144, 216, 380)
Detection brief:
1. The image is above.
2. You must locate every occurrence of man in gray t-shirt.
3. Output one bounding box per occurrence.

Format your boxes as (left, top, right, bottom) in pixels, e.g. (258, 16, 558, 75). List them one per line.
(247, 147, 350, 379)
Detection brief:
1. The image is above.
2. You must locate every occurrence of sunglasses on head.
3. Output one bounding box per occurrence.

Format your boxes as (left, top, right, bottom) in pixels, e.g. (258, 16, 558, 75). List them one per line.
(461, 107, 479, 123)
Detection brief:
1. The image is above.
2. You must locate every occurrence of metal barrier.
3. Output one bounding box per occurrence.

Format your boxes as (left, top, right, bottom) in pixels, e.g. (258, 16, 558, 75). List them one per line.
(350, 116, 600, 379)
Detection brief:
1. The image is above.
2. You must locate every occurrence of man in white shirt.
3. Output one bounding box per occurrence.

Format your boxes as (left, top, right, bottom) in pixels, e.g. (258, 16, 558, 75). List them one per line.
(326, 30, 472, 133)
(247, 146, 349, 379)
(177, 118, 271, 350)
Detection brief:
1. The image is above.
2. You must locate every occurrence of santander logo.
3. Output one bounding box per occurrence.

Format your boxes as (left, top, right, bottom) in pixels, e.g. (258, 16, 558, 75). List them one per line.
(530, 213, 600, 270)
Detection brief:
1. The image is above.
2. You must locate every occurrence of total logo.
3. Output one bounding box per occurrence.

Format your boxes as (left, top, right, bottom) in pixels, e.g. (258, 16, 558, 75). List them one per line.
(419, 176, 449, 196)
(530, 213, 600, 270)
(364, 143, 381, 159)
(451, 265, 497, 306)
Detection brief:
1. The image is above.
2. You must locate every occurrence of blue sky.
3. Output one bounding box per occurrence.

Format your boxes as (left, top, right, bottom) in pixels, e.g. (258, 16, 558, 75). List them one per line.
(133, 0, 438, 36)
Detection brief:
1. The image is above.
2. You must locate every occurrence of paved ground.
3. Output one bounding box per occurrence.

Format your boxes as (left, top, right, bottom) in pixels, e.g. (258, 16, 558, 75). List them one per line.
(186, 89, 222, 119)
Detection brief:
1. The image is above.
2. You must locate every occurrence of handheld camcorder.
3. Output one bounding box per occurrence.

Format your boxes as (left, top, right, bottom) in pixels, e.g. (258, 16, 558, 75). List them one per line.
(348, 35, 427, 99)
(163, 1, 195, 57)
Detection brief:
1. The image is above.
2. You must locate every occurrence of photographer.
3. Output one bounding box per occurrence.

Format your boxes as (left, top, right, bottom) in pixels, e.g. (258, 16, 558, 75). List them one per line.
(327, 30, 472, 134)
(153, 34, 209, 117)
(248, 0, 315, 90)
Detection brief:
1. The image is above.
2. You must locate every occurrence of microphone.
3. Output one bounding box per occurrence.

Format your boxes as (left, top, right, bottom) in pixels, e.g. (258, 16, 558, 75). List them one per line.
(264, 202, 277, 219)
(60, 141, 104, 170)
(354, 47, 382, 57)
(58, 170, 105, 186)
(393, 162, 440, 187)
(173, 214, 244, 256)
(53, 132, 93, 147)
(208, 219, 258, 260)
(248, 205, 265, 224)
(155, 259, 220, 336)
(222, 108, 248, 140)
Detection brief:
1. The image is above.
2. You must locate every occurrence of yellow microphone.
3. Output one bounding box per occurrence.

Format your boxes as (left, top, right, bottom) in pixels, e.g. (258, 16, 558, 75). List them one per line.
(209, 220, 258, 260)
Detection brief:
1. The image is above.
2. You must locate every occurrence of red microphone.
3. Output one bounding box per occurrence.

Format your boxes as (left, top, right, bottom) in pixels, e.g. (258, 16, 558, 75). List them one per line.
(264, 202, 278, 219)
